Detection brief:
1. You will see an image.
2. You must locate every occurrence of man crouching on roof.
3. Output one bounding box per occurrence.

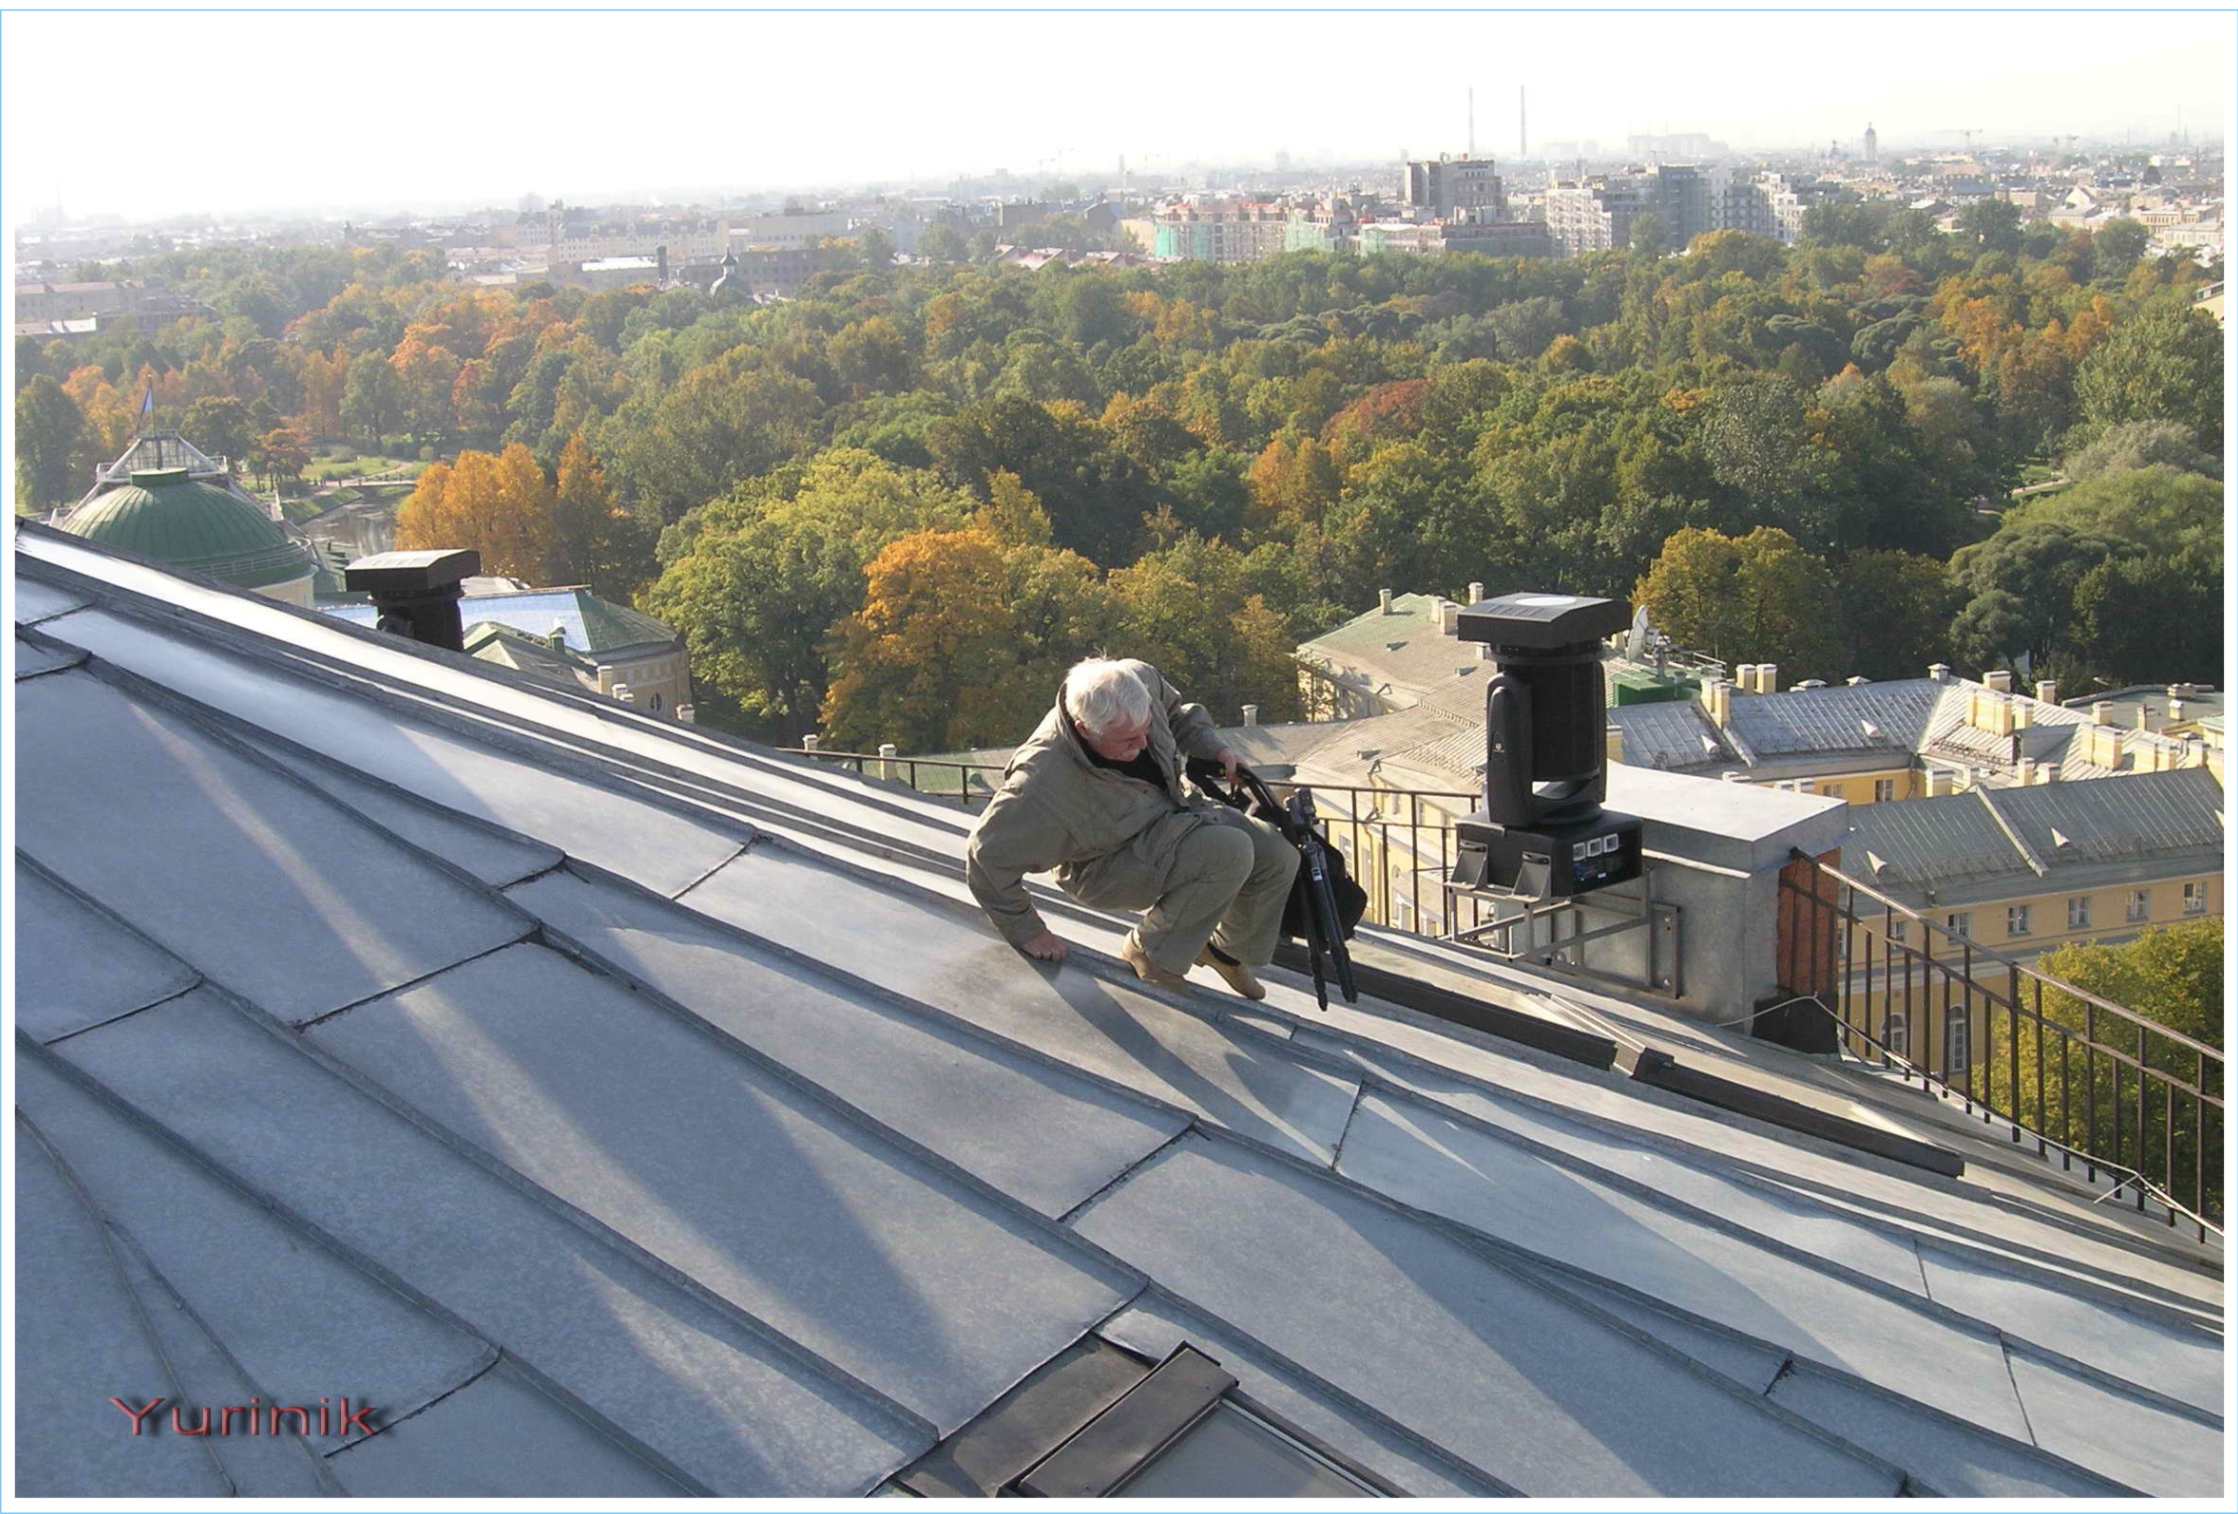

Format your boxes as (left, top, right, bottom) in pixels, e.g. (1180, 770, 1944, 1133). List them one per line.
(965, 657, 1299, 1000)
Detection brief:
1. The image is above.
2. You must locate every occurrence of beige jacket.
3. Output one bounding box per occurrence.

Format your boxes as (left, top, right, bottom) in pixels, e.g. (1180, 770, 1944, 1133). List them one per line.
(965, 661, 1228, 946)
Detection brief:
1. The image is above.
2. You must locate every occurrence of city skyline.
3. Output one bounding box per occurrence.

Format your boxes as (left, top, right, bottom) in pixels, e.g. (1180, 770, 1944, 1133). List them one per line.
(3, 6, 2231, 225)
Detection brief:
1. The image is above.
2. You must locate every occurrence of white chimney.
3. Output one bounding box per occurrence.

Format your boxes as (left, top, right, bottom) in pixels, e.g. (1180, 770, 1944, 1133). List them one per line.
(2090, 700, 2113, 725)
(1847, 676, 1870, 686)
(1928, 663, 1951, 683)
(1378, 588, 1393, 615)
(2036, 680, 2059, 705)
(1984, 669, 2013, 693)
(2170, 699, 2186, 724)
(2136, 705, 2152, 731)
(2017, 756, 2035, 783)
(1756, 663, 1777, 695)
(1441, 600, 1460, 636)
(878, 741, 899, 781)
(677, 703, 696, 724)
(1242, 704, 1260, 726)
(1735, 664, 1756, 694)
(1478, 641, 1494, 660)
(2013, 700, 2031, 731)
(612, 682, 633, 705)
(1924, 769, 1946, 797)
(1467, 581, 1485, 604)
(802, 733, 820, 751)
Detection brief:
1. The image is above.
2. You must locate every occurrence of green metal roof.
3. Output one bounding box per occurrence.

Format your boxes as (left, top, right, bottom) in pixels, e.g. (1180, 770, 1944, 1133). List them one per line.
(59, 470, 315, 591)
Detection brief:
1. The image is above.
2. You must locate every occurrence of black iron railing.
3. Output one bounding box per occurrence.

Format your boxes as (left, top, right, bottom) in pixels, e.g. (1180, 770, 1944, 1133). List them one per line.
(1780, 854, 2222, 1238)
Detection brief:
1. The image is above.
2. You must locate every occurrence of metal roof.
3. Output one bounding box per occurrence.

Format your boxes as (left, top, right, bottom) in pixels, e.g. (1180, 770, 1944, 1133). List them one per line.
(12, 521, 2223, 1498)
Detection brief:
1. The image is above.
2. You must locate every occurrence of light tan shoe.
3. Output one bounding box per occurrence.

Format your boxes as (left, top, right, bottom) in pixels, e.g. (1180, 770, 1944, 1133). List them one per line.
(1122, 931, 1191, 989)
(1196, 943, 1267, 1001)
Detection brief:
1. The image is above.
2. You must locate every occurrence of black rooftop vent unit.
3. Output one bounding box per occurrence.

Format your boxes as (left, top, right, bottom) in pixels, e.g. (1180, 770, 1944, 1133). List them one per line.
(1449, 591, 1643, 899)
(344, 549, 480, 653)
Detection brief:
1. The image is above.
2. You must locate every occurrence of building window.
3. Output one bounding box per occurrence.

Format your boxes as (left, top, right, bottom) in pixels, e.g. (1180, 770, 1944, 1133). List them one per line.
(1946, 1014, 1970, 1075)
(2007, 905, 2031, 937)
(649, 691, 664, 713)
(1889, 920, 1907, 945)
(1874, 779, 1896, 803)
(2183, 882, 2207, 916)
(2128, 889, 2151, 924)
(1946, 912, 1971, 940)
(1885, 1011, 1909, 1058)
(2067, 896, 2090, 930)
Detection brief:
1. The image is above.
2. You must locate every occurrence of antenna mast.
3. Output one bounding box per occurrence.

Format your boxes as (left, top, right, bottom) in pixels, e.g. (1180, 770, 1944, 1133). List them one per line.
(1468, 88, 1475, 156)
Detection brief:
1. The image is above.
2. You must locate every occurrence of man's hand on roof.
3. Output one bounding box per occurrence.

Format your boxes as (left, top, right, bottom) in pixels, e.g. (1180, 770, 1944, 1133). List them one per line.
(1020, 929, 1069, 964)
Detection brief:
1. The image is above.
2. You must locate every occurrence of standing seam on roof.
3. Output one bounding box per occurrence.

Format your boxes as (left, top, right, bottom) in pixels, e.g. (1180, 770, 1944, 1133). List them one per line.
(667, 841, 755, 902)
(294, 930, 539, 1031)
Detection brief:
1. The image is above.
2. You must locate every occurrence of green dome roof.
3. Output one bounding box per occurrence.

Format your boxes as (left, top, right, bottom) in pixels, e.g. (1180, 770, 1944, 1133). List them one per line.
(60, 468, 315, 590)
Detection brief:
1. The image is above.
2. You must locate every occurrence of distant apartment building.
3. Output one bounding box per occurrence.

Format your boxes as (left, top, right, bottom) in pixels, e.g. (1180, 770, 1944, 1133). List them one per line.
(1627, 132, 1729, 161)
(1398, 156, 1506, 219)
(1150, 199, 1291, 263)
(1547, 165, 1828, 255)
(727, 210, 853, 250)
(1543, 172, 1661, 254)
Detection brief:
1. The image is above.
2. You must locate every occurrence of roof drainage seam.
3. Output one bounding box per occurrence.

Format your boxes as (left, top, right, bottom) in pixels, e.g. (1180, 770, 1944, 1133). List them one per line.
(16, 848, 211, 1038)
(26, 1016, 929, 1477)
(17, 1111, 245, 1496)
(1104, 1282, 1524, 1496)
(1996, 1334, 2225, 1429)
(320, 1348, 506, 1460)
(293, 931, 542, 1031)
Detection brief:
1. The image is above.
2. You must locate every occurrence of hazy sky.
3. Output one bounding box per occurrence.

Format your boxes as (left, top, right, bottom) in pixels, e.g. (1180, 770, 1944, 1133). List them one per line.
(5, 3, 2231, 222)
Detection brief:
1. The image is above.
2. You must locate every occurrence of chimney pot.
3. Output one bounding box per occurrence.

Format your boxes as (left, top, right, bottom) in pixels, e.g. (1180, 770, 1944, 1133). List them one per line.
(612, 683, 633, 705)
(2170, 699, 2185, 722)
(2090, 700, 2113, 725)
(1378, 588, 1393, 615)
(345, 548, 481, 653)
(2036, 680, 2059, 704)
(1847, 676, 1870, 686)
(1242, 703, 1260, 726)
(1928, 662, 1951, 683)
(2136, 705, 2152, 731)
(1756, 663, 1777, 695)
(2017, 756, 2035, 782)
(677, 703, 696, 724)
(1468, 581, 1485, 604)
(802, 733, 820, 751)
(1735, 664, 1756, 693)
(1984, 669, 2014, 693)
(1441, 600, 1460, 636)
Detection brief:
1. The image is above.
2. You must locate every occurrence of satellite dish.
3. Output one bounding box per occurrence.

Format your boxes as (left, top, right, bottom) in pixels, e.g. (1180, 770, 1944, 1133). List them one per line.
(1622, 605, 1651, 665)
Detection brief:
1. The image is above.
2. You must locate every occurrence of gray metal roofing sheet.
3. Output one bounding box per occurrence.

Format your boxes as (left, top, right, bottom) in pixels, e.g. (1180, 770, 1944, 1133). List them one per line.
(1329, 1091, 2032, 1442)
(234, 728, 565, 887)
(17, 672, 531, 1027)
(1845, 791, 2025, 885)
(46, 607, 748, 896)
(11, 575, 88, 624)
(15, 1050, 494, 1433)
(2003, 1349, 2224, 1497)
(14, 1122, 236, 1498)
(1070, 1131, 1898, 1495)
(1767, 1363, 2128, 1497)
(16, 858, 201, 1042)
(16, 631, 83, 678)
(1725, 679, 1945, 756)
(1985, 768, 2226, 868)
(676, 847, 1364, 1167)
(51, 990, 925, 1494)
(1609, 697, 1731, 769)
(508, 867, 1187, 1219)
(325, 1362, 688, 1498)
(307, 941, 1138, 1434)
(102, 1222, 342, 1498)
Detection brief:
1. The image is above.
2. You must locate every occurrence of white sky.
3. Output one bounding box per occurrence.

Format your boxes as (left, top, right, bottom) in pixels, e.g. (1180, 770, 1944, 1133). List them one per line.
(3, 2, 2233, 222)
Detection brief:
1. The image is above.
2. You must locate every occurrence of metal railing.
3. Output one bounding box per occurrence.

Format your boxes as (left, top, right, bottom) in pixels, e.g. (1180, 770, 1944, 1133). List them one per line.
(1780, 854, 2223, 1238)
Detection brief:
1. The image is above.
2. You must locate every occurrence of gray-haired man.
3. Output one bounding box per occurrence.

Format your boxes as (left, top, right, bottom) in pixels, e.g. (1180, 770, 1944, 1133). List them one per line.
(965, 658, 1299, 999)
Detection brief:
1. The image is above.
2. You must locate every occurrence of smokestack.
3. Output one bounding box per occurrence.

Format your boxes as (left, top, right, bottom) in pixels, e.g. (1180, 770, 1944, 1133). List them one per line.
(1983, 669, 2014, 693)
(1928, 663, 1951, 683)
(1379, 588, 1393, 615)
(1755, 663, 1778, 695)
(1242, 704, 1260, 726)
(1468, 581, 1485, 604)
(2036, 680, 2059, 705)
(346, 549, 480, 653)
(2090, 700, 2113, 725)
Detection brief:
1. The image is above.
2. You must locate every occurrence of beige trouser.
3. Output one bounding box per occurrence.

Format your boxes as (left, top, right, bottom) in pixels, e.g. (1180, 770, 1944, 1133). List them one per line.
(1058, 805, 1300, 974)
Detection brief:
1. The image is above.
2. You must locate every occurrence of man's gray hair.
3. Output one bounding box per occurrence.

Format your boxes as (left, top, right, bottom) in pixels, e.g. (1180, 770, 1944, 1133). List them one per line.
(1064, 657, 1152, 735)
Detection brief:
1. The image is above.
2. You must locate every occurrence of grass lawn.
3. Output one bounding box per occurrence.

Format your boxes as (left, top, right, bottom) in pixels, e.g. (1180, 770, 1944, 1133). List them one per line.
(302, 449, 431, 484)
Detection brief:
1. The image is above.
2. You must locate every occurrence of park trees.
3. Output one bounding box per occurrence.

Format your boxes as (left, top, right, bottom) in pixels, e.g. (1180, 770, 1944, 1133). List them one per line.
(393, 443, 555, 581)
(2074, 303, 2224, 451)
(15, 375, 82, 510)
(1633, 526, 1845, 681)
